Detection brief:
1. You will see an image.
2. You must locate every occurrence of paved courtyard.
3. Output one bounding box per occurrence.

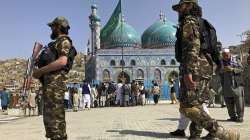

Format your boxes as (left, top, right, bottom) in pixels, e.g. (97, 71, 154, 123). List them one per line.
(0, 104, 249, 140)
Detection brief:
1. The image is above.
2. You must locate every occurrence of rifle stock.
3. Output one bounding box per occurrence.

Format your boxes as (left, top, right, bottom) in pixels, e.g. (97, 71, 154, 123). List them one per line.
(32, 42, 43, 60)
(22, 42, 43, 98)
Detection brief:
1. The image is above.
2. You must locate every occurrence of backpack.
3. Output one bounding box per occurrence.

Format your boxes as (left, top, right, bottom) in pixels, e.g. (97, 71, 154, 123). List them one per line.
(199, 18, 221, 66)
(63, 37, 77, 73)
(152, 86, 160, 94)
(175, 27, 182, 63)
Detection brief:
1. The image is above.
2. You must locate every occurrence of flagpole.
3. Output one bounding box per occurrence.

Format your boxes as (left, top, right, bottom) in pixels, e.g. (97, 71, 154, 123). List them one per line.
(120, 0, 125, 83)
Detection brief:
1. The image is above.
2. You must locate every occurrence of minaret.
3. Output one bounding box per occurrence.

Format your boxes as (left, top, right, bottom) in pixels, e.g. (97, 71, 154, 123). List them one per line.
(89, 4, 101, 56)
(159, 10, 164, 21)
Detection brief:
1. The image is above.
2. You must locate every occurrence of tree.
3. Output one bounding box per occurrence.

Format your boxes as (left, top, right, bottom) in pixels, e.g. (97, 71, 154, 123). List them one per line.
(244, 30, 250, 52)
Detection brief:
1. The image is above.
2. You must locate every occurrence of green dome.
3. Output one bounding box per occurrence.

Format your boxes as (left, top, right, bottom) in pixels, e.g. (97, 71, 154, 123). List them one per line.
(101, 21, 141, 49)
(142, 20, 177, 49)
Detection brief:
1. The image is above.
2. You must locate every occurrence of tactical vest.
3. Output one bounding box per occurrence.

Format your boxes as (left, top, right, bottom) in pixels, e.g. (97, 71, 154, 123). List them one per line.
(37, 36, 77, 84)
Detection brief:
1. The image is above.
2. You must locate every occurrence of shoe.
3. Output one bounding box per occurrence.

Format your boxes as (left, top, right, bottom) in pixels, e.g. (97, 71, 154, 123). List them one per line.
(227, 117, 237, 122)
(221, 105, 226, 108)
(170, 129, 185, 137)
(236, 118, 243, 123)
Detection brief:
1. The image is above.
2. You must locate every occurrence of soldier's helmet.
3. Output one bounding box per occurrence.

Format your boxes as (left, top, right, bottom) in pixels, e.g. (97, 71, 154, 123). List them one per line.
(48, 16, 70, 29)
(172, 0, 198, 11)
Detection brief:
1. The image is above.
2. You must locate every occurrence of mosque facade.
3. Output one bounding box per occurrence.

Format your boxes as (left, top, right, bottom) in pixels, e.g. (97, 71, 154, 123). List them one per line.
(85, 0, 179, 99)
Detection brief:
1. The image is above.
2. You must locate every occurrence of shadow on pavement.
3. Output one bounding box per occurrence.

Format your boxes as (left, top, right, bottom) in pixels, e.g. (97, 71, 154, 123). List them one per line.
(107, 130, 186, 139)
(156, 118, 179, 121)
(216, 119, 231, 122)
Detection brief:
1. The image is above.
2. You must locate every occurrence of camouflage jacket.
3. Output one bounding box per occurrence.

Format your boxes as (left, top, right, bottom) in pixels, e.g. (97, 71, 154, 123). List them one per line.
(178, 15, 212, 79)
(43, 35, 71, 86)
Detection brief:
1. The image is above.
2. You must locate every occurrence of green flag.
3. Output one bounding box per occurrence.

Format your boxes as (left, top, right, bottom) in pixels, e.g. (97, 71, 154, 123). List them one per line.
(100, 0, 122, 42)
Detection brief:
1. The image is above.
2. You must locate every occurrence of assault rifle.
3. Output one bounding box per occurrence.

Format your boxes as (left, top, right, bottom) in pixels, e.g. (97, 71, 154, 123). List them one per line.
(22, 42, 43, 102)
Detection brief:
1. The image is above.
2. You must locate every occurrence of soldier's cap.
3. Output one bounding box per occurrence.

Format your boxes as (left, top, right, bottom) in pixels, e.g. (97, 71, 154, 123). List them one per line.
(48, 16, 70, 29)
(172, 0, 198, 11)
(222, 48, 230, 53)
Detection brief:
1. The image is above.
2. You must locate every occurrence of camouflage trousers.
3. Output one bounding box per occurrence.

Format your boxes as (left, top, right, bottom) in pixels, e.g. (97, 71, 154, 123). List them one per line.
(43, 80, 67, 140)
(179, 76, 219, 137)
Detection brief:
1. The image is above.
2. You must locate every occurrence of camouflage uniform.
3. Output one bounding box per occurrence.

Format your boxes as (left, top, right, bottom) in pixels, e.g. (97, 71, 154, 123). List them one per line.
(173, 0, 240, 139)
(43, 36, 71, 140)
(43, 17, 71, 140)
(177, 14, 216, 139)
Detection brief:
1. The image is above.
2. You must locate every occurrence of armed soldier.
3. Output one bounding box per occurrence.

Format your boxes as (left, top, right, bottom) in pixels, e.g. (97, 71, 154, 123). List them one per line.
(172, 0, 240, 139)
(33, 16, 76, 140)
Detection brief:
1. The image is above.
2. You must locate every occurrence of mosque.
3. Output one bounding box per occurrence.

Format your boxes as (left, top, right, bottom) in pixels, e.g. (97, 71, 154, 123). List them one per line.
(85, 0, 179, 99)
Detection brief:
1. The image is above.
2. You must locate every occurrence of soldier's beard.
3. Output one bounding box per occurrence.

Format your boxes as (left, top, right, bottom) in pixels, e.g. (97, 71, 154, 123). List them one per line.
(178, 11, 189, 22)
(50, 32, 58, 40)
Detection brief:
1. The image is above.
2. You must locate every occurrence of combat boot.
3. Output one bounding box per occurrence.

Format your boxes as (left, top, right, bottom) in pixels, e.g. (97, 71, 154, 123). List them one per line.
(215, 126, 240, 140)
(170, 129, 186, 137)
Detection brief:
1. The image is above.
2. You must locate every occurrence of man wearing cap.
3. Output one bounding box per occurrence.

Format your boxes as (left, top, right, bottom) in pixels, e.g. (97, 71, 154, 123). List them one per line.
(172, 0, 240, 140)
(33, 16, 72, 140)
(243, 56, 250, 104)
(220, 48, 244, 122)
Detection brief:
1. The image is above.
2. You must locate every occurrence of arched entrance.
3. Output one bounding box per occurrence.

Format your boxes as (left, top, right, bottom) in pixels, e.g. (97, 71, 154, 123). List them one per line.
(103, 69, 111, 82)
(117, 71, 130, 84)
(167, 71, 179, 82)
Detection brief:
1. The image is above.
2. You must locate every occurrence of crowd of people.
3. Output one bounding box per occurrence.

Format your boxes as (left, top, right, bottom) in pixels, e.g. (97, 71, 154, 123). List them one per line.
(0, 78, 179, 116)
(63, 80, 167, 112)
(0, 87, 44, 116)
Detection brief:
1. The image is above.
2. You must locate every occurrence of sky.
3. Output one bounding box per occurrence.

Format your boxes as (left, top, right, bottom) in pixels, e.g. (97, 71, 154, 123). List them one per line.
(0, 0, 250, 60)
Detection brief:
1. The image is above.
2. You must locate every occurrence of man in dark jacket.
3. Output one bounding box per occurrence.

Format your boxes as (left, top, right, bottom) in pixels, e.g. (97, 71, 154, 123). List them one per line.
(243, 56, 250, 104)
(220, 48, 245, 122)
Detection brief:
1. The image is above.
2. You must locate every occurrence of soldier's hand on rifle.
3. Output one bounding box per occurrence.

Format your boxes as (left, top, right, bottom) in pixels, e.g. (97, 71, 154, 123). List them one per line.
(32, 68, 42, 79)
(184, 74, 196, 90)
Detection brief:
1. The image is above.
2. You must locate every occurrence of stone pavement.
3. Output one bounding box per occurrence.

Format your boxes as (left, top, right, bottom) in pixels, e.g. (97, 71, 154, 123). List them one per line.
(0, 109, 21, 124)
(0, 104, 249, 140)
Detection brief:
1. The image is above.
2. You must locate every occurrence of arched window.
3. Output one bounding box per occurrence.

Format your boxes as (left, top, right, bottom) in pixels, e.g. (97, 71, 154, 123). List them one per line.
(110, 60, 116, 66)
(103, 69, 110, 82)
(137, 69, 144, 79)
(161, 59, 166, 65)
(120, 60, 125, 66)
(171, 59, 176, 65)
(154, 69, 161, 82)
(130, 60, 136, 66)
(167, 71, 179, 81)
